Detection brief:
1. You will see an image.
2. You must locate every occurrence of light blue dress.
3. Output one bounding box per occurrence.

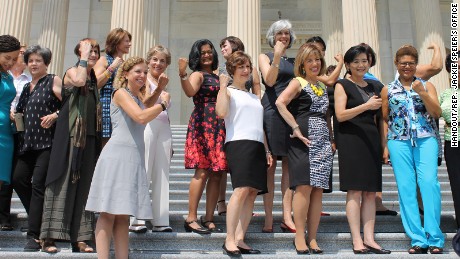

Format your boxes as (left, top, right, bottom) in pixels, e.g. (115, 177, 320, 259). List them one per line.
(0, 72, 16, 184)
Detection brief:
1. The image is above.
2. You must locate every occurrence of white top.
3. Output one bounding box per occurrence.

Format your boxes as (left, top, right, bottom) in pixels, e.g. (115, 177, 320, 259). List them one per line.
(147, 77, 170, 123)
(224, 87, 264, 144)
(9, 71, 31, 112)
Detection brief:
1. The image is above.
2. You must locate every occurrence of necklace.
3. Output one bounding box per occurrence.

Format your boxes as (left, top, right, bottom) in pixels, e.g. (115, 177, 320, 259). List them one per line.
(125, 87, 141, 104)
(228, 86, 248, 92)
(304, 80, 325, 96)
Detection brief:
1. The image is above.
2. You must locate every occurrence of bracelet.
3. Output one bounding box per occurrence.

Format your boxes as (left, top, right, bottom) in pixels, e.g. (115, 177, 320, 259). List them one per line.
(265, 150, 271, 154)
(107, 66, 114, 74)
(160, 102, 167, 111)
(180, 73, 188, 80)
(271, 63, 279, 68)
(292, 125, 300, 131)
(104, 70, 111, 79)
(79, 60, 88, 68)
(55, 110, 60, 117)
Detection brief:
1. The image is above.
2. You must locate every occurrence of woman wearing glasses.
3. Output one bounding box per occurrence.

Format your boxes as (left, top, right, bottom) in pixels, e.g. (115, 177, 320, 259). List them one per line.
(381, 45, 443, 254)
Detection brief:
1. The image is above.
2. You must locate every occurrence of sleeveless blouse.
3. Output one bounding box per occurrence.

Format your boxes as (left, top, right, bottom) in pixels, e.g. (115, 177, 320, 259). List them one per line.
(261, 52, 295, 110)
(16, 74, 61, 153)
(387, 77, 437, 144)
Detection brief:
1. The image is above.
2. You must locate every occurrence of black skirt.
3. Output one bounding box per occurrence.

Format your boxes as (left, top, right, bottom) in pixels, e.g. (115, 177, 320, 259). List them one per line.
(263, 109, 290, 157)
(224, 140, 268, 194)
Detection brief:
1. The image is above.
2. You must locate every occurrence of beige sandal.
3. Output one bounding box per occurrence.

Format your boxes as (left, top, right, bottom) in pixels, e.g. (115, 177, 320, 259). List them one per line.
(41, 239, 58, 253)
(72, 241, 94, 253)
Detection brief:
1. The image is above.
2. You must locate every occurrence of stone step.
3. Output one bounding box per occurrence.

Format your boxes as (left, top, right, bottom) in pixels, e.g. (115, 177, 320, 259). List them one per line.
(0, 231, 457, 258)
(167, 180, 453, 192)
(0, 251, 457, 259)
(16, 189, 448, 203)
(166, 200, 456, 212)
(8, 190, 455, 211)
(167, 165, 449, 174)
(167, 172, 451, 181)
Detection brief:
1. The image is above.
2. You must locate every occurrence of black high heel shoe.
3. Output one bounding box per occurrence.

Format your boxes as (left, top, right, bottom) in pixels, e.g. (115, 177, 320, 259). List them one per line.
(237, 246, 261, 254)
(200, 216, 223, 233)
(293, 240, 310, 255)
(183, 220, 211, 234)
(222, 243, 241, 257)
(364, 243, 391, 254)
(352, 246, 370, 254)
(308, 246, 323, 254)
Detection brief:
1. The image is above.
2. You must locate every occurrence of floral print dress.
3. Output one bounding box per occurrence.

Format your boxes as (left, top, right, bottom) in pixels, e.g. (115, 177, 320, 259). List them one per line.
(184, 72, 227, 172)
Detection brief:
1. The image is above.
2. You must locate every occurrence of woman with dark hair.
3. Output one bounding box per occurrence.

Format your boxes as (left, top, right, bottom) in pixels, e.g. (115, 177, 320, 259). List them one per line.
(441, 52, 460, 230)
(217, 51, 271, 255)
(0, 35, 20, 188)
(178, 39, 227, 234)
(12, 45, 62, 252)
(353, 43, 397, 216)
(216, 36, 262, 216)
(306, 36, 326, 57)
(382, 45, 443, 254)
(0, 41, 26, 231)
(258, 19, 296, 234)
(335, 45, 390, 254)
(39, 39, 101, 253)
(94, 28, 131, 146)
(276, 43, 333, 254)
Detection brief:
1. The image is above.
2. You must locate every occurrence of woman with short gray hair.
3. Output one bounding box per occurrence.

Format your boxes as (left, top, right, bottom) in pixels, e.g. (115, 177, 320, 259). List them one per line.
(258, 19, 296, 233)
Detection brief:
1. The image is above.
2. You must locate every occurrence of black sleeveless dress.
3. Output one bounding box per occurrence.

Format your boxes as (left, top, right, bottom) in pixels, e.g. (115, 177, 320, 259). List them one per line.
(336, 79, 382, 192)
(261, 52, 294, 157)
(288, 78, 332, 190)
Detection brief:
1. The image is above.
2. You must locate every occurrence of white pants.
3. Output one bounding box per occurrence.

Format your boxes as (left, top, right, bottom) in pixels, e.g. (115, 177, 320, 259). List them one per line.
(132, 119, 172, 226)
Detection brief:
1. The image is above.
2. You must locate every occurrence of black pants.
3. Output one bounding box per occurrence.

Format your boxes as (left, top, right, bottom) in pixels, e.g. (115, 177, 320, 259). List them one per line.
(12, 148, 50, 239)
(0, 181, 13, 225)
(445, 141, 460, 229)
(0, 134, 20, 225)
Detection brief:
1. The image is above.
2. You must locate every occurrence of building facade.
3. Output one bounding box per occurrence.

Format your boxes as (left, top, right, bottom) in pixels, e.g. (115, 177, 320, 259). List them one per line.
(0, 0, 455, 124)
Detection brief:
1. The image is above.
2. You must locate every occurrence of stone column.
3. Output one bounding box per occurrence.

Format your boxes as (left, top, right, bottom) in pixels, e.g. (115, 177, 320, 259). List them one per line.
(111, 0, 145, 58)
(412, 0, 449, 93)
(38, 0, 69, 76)
(0, 0, 33, 45)
(227, 0, 260, 68)
(321, 0, 343, 66)
(342, 0, 381, 79)
(143, 0, 161, 57)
